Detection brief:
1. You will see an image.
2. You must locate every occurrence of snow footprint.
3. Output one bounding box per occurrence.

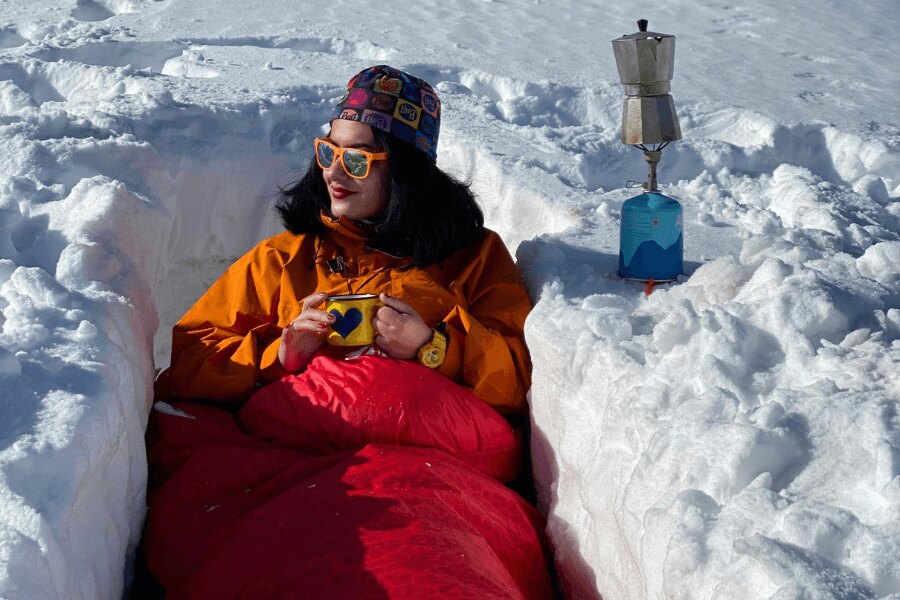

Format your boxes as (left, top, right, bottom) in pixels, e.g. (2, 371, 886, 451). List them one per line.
(0, 26, 27, 49)
(183, 35, 400, 62)
(458, 69, 586, 127)
(30, 40, 187, 73)
(0, 62, 66, 106)
(71, 0, 116, 22)
(70, 0, 170, 22)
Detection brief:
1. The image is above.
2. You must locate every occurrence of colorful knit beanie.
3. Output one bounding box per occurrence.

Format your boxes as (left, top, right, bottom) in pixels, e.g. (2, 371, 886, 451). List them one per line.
(330, 65, 441, 160)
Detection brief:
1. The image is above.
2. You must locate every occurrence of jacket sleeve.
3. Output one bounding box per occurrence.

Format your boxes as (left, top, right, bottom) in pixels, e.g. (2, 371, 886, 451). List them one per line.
(437, 232, 533, 413)
(157, 240, 291, 403)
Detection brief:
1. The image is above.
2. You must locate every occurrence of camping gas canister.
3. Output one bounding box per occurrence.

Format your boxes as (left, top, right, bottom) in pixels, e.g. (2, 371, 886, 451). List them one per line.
(617, 191, 683, 281)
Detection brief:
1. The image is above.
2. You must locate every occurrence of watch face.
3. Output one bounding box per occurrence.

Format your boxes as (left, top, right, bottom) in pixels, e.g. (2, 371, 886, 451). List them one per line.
(422, 348, 442, 367)
(418, 333, 446, 369)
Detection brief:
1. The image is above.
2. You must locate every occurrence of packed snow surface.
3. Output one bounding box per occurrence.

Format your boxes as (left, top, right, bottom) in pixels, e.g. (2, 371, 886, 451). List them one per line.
(0, 0, 897, 598)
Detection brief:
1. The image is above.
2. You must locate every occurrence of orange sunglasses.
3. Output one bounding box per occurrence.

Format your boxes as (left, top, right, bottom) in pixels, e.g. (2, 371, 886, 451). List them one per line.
(314, 138, 388, 179)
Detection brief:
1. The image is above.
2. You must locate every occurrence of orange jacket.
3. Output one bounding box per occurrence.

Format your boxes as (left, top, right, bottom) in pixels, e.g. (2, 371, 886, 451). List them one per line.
(157, 215, 533, 413)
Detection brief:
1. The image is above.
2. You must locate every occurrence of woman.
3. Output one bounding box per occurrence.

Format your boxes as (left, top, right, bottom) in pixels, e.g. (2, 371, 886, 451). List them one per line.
(143, 66, 553, 599)
(156, 64, 532, 413)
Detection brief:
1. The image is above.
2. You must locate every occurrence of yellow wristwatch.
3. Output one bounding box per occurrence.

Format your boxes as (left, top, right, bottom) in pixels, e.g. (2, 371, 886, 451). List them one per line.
(417, 327, 448, 369)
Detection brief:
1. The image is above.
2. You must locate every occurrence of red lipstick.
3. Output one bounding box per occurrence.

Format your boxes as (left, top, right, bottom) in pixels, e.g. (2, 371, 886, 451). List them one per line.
(331, 186, 354, 199)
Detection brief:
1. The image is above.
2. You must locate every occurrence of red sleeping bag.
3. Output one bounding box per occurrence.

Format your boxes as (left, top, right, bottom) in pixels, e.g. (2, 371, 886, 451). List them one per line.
(142, 355, 554, 599)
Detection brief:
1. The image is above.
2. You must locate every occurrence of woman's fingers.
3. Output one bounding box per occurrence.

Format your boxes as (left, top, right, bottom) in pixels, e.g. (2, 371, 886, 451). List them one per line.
(291, 319, 327, 333)
(279, 292, 333, 372)
(378, 293, 416, 316)
(291, 309, 334, 327)
(301, 291, 328, 311)
(372, 315, 398, 337)
(375, 305, 401, 326)
(374, 335, 403, 358)
(289, 309, 334, 337)
(292, 293, 330, 331)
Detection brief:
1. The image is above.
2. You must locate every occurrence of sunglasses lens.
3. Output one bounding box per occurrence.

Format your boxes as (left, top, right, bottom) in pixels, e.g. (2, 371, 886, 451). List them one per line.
(316, 141, 335, 167)
(342, 150, 369, 178)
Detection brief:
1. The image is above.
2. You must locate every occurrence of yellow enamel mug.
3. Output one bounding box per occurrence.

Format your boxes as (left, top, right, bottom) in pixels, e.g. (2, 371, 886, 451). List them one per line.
(325, 294, 383, 346)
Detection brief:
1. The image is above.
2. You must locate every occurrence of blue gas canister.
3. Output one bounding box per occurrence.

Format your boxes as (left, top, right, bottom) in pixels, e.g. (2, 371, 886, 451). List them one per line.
(617, 191, 683, 281)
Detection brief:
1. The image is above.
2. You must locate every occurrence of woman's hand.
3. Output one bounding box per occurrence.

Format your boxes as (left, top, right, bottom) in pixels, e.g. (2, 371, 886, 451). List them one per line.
(278, 291, 334, 372)
(373, 293, 433, 360)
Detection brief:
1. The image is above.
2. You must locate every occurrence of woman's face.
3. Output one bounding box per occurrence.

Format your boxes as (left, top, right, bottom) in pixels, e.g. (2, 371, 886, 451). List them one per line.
(322, 119, 390, 222)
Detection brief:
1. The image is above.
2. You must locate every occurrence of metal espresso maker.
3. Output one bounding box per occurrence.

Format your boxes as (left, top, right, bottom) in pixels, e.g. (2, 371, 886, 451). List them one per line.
(612, 19, 683, 282)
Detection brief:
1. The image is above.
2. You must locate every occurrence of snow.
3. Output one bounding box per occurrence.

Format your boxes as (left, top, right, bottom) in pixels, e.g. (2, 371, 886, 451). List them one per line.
(0, 0, 897, 598)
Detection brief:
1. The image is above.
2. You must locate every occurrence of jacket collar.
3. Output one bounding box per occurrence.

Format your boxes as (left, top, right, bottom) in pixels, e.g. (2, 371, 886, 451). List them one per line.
(318, 210, 408, 263)
(319, 210, 377, 245)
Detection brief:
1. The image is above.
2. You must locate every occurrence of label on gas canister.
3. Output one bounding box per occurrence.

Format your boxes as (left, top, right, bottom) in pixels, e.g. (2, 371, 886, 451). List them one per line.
(618, 193, 683, 281)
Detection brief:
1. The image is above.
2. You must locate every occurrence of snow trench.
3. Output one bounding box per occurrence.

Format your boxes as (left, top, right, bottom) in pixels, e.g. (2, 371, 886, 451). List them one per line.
(0, 62, 575, 596)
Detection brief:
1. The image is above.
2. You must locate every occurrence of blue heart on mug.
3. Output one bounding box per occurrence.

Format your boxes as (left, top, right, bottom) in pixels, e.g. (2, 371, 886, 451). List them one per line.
(329, 308, 363, 339)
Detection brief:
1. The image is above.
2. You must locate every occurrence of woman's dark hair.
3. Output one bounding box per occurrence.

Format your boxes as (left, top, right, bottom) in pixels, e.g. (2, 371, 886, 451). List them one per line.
(277, 129, 484, 268)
